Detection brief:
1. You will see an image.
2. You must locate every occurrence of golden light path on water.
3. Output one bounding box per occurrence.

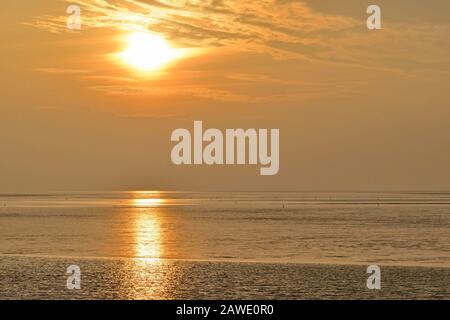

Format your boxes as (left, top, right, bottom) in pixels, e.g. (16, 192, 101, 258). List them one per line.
(116, 194, 176, 299)
(132, 195, 165, 262)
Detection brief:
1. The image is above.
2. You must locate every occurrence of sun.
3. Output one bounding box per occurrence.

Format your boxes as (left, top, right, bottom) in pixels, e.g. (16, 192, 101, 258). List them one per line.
(119, 32, 180, 72)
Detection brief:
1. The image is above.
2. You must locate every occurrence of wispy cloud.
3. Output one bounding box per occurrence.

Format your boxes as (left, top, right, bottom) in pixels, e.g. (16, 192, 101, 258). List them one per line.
(27, 0, 450, 105)
(80, 75, 138, 82)
(35, 67, 91, 74)
(27, 0, 358, 59)
(29, 1, 450, 70)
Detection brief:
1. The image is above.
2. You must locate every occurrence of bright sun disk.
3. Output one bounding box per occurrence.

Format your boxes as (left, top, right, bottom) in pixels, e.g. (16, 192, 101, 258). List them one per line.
(119, 32, 179, 71)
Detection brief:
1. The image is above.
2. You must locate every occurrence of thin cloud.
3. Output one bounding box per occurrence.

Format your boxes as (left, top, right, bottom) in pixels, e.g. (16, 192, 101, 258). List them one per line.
(27, 0, 450, 105)
(28, 0, 450, 73)
(35, 67, 91, 74)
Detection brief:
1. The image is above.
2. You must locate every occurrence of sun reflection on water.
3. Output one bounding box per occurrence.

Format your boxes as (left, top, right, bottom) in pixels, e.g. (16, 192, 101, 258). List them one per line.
(112, 193, 174, 299)
(132, 196, 165, 261)
(134, 212, 162, 261)
(133, 198, 165, 207)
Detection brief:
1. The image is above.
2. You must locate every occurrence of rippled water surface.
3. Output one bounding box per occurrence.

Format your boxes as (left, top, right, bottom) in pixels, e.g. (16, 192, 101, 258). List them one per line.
(0, 191, 449, 299)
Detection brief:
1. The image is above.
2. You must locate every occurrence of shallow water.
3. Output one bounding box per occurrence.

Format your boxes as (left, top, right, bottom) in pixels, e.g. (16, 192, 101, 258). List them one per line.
(0, 256, 448, 299)
(0, 191, 449, 299)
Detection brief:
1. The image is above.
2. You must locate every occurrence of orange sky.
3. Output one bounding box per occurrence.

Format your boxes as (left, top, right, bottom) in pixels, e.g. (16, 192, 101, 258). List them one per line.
(1, 0, 450, 192)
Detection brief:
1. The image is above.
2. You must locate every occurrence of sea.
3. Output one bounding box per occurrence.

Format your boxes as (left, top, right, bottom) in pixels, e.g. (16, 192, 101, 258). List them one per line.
(0, 191, 448, 299)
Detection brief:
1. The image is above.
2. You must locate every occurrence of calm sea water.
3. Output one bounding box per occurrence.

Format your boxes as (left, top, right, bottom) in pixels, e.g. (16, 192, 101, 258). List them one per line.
(0, 191, 449, 299)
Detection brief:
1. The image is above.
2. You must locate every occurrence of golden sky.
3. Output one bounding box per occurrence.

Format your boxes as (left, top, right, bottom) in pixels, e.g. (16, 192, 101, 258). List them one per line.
(1, 0, 450, 192)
